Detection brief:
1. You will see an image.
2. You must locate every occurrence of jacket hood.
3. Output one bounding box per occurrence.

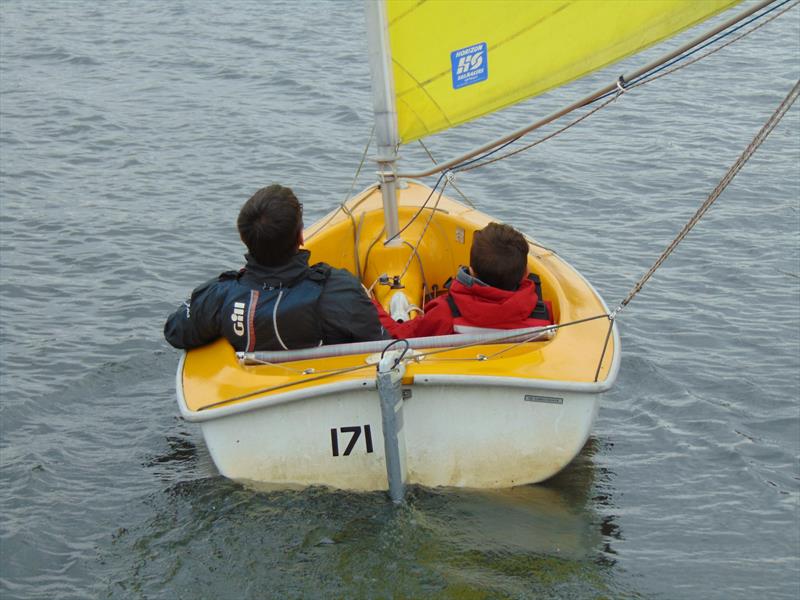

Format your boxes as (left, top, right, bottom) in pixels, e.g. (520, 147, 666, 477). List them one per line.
(449, 267, 538, 328)
(242, 250, 311, 287)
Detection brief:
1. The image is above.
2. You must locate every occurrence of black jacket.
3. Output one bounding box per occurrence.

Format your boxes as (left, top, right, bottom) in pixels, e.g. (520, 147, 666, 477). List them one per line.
(164, 250, 385, 351)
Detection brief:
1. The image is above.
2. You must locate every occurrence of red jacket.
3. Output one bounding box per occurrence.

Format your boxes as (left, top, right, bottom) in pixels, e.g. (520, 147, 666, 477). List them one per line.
(375, 270, 553, 339)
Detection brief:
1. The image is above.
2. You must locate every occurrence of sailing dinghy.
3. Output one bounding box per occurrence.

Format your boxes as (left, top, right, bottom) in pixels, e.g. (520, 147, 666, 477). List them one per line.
(174, 0, 786, 498)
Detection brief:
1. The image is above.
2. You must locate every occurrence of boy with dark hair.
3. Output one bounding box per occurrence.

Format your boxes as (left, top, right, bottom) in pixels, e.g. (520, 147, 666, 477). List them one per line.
(236, 184, 305, 266)
(376, 222, 553, 339)
(165, 184, 385, 351)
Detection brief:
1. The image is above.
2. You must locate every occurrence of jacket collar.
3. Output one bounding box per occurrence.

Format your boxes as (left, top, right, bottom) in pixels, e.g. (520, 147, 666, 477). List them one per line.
(455, 265, 486, 287)
(449, 269, 537, 327)
(242, 250, 311, 286)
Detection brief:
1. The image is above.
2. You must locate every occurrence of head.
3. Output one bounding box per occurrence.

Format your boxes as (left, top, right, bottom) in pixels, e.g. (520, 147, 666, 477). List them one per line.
(469, 222, 529, 290)
(237, 184, 303, 266)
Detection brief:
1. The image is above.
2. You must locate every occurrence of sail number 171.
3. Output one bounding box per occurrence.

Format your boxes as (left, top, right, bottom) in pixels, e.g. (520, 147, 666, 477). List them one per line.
(330, 425, 373, 457)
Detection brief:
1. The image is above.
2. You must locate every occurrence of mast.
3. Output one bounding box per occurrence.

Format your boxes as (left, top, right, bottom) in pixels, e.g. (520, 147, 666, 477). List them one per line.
(364, 0, 401, 244)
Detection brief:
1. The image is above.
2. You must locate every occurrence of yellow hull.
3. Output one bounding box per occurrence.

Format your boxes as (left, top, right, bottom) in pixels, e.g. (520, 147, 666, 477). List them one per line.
(181, 181, 617, 413)
(176, 181, 619, 489)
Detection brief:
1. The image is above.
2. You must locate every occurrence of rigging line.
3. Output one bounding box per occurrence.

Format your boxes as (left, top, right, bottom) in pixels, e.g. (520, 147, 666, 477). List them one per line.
(361, 225, 386, 279)
(593, 318, 616, 383)
(523, 235, 559, 258)
(593, 0, 798, 104)
(353, 212, 365, 280)
(220, 313, 612, 410)
(456, 93, 620, 173)
(303, 205, 343, 243)
(304, 126, 374, 242)
(400, 240, 430, 297)
(338, 204, 361, 279)
(417, 139, 476, 207)
(612, 77, 800, 316)
(398, 180, 449, 279)
(241, 357, 309, 374)
(451, 135, 523, 174)
(344, 123, 376, 203)
(199, 362, 377, 410)
(408, 313, 611, 362)
(466, 310, 616, 362)
(384, 170, 448, 245)
(629, 0, 797, 89)
(343, 125, 375, 279)
(630, 0, 799, 91)
(244, 357, 360, 377)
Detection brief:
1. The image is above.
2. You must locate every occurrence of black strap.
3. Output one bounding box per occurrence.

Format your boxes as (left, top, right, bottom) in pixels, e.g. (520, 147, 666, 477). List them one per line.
(445, 294, 461, 317)
(527, 273, 551, 321)
(306, 263, 332, 283)
(218, 269, 244, 281)
(278, 263, 332, 288)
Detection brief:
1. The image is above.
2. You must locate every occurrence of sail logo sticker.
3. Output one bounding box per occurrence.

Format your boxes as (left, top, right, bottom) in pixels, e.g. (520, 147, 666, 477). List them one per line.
(451, 42, 487, 89)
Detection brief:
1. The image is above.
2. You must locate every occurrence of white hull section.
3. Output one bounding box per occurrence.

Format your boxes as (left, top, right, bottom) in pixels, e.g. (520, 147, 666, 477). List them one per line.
(196, 382, 599, 490)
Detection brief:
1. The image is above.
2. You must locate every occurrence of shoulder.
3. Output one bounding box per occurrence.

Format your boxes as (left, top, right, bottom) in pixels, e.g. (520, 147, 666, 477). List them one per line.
(188, 270, 241, 300)
(217, 269, 243, 281)
(311, 263, 375, 314)
(312, 263, 361, 290)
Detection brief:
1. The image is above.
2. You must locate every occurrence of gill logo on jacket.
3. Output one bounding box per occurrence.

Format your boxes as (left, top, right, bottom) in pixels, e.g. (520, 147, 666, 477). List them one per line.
(231, 302, 246, 336)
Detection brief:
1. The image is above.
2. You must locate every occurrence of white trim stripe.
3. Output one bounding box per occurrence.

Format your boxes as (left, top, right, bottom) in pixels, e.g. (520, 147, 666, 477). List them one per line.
(272, 290, 289, 350)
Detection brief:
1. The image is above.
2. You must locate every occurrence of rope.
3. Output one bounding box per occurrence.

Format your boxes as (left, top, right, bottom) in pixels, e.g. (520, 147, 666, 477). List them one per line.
(199, 362, 377, 410)
(594, 319, 616, 383)
(400, 240, 430, 297)
(305, 125, 374, 242)
(626, 0, 797, 92)
(613, 78, 800, 315)
(383, 171, 449, 245)
(456, 93, 620, 173)
(409, 313, 610, 363)
(597, 0, 799, 102)
(418, 139, 476, 207)
(205, 313, 609, 409)
(397, 180, 449, 279)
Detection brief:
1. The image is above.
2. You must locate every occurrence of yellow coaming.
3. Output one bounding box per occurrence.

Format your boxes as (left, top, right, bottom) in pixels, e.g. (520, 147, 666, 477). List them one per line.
(182, 181, 616, 413)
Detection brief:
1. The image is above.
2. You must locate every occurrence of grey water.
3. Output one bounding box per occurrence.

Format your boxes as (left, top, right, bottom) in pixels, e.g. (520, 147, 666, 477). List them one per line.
(0, 1, 798, 598)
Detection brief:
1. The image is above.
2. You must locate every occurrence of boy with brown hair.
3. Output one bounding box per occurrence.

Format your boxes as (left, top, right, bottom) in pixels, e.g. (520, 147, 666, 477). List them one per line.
(376, 222, 553, 339)
(165, 184, 385, 351)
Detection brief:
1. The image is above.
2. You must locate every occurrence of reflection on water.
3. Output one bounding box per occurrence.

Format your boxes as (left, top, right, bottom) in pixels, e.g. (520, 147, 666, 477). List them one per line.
(102, 436, 630, 598)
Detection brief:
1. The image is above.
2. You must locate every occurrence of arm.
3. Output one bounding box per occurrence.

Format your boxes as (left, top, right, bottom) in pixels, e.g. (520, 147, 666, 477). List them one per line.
(163, 278, 224, 349)
(372, 296, 454, 339)
(318, 269, 389, 343)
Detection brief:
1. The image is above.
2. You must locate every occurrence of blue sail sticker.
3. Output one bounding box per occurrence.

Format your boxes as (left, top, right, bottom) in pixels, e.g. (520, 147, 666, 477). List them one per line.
(451, 42, 488, 89)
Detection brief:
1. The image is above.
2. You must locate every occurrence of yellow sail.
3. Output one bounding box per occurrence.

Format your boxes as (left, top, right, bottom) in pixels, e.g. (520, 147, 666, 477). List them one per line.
(386, 0, 741, 143)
